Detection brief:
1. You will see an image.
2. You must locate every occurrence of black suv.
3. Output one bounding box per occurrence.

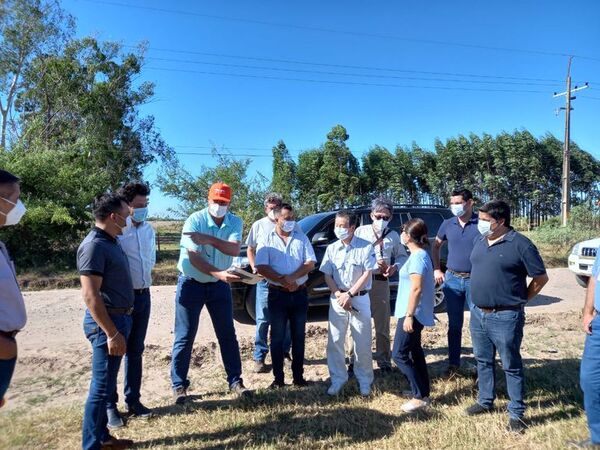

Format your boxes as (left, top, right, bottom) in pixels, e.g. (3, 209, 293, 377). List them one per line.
(231, 204, 452, 323)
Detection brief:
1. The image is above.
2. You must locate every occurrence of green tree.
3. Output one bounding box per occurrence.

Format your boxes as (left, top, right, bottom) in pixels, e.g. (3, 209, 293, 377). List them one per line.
(271, 140, 296, 202)
(296, 148, 323, 215)
(360, 145, 395, 201)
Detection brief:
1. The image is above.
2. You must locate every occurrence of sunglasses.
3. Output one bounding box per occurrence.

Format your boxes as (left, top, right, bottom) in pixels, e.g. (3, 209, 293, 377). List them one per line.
(373, 215, 391, 221)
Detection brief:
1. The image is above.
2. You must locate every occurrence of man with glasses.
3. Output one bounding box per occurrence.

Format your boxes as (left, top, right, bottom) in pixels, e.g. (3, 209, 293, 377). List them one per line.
(352, 197, 408, 374)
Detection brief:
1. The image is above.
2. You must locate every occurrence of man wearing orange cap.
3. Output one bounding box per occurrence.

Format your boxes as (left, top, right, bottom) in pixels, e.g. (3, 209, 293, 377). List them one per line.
(170, 182, 249, 404)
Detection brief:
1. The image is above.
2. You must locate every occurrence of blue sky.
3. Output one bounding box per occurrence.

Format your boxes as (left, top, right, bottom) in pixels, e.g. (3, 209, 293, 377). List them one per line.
(64, 0, 600, 217)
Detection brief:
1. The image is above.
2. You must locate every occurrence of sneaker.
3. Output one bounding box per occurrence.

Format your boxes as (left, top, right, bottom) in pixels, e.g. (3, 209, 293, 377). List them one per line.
(269, 380, 285, 390)
(401, 398, 429, 413)
(327, 383, 345, 396)
(230, 380, 252, 397)
(567, 439, 600, 448)
(507, 417, 528, 434)
(359, 384, 371, 397)
(347, 363, 355, 379)
(173, 387, 187, 405)
(126, 402, 155, 419)
(106, 407, 125, 429)
(463, 402, 492, 416)
(100, 434, 134, 449)
(253, 359, 268, 373)
(293, 378, 311, 387)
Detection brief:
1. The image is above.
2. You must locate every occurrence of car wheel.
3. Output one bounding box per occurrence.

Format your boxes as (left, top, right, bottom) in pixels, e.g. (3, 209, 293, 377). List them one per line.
(245, 285, 257, 322)
(433, 283, 446, 313)
(576, 275, 590, 288)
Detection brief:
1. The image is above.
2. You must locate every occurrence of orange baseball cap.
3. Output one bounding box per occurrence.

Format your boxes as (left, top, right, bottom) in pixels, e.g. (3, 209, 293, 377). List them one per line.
(208, 182, 232, 202)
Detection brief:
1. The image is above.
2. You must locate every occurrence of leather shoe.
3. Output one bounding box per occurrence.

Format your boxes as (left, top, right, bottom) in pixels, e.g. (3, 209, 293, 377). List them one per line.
(106, 408, 125, 429)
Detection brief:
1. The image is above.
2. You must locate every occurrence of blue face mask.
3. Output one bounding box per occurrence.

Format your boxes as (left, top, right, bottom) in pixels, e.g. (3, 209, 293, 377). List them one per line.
(132, 207, 149, 222)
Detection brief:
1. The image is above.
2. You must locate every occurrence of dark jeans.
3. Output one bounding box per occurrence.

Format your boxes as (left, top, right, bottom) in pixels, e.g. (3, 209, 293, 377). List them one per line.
(443, 271, 472, 367)
(107, 289, 151, 410)
(268, 287, 308, 383)
(0, 351, 16, 401)
(392, 317, 430, 399)
(170, 275, 243, 390)
(470, 305, 525, 419)
(581, 315, 600, 443)
(254, 279, 291, 361)
(82, 310, 132, 450)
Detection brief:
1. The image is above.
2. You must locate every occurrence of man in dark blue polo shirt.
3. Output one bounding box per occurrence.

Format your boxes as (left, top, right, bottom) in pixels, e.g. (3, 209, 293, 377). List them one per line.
(464, 200, 548, 434)
(432, 188, 480, 373)
(77, 193, 136, 450)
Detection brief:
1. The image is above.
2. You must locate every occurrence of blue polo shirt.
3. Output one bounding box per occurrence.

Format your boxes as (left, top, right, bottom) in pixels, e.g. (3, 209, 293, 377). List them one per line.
(592, 248, 600, 311)
(436, 213, 480, 273)
(178, 208, 243, 283)
(470, 229, 546, 308)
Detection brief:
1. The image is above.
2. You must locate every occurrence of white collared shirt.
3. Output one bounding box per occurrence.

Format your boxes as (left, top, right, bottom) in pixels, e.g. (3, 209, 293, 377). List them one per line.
(117, 217, 156, 289)
(0, 240, 26, 331)
(319, 235, 377, 291)
(354, 224, 408, 273)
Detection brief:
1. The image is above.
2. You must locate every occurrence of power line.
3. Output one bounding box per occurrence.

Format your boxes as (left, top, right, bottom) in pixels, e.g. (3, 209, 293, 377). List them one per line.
(145, 56, 563, 87)
(79, 0, 600, 63)
(146, 66, 551, 94)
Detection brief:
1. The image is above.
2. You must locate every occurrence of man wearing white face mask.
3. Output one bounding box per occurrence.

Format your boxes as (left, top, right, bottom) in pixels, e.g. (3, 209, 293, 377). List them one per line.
(0, 170, 27, 409)
(432, 188, 480, 374)
(320, 211, 377, 396)
(171, 182, 249, 405)
(105, 182, 157, 428)
(353, 197, 408, 374)
(246, 193, 293, 373)
(255, 203, 317, 388)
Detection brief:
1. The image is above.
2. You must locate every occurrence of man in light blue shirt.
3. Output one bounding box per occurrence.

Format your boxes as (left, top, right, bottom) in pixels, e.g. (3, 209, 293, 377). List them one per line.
(105, 181, 157, 428)
(170, 183, 249, 404)
(256, 203, 316, 388)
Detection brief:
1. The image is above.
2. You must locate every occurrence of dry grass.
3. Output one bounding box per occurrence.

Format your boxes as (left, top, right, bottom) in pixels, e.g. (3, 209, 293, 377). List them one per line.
(0, 312, 590, 449)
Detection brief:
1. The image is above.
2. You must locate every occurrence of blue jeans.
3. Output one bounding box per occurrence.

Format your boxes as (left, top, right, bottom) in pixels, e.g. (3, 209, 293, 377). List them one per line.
(171, 276, 243, 389)
(470, 305, 525, 419)
(581, 315, 600, 444)
(0, 352, 16, 402)
(443, 271, 472, 367)
(254, 280, 291, 361)
(268, 287, 308, 383)
(107, 289, 151, 409)
(392, 317, 430, 399)
(82, 310, 132, 450)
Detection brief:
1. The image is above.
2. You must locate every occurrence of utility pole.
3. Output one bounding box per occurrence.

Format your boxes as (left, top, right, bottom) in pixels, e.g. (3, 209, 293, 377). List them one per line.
(553, 57, 589, 227)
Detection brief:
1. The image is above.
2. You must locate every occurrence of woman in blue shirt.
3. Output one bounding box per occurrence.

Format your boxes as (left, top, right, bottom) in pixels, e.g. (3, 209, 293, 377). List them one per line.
(392, 218, 435, 413)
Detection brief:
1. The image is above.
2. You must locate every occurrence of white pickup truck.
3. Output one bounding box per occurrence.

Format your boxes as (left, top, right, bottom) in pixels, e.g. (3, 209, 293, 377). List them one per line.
(568, 237, 599, 287)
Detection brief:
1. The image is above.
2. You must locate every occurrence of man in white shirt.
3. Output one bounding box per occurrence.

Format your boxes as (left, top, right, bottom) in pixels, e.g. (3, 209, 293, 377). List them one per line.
(352, 197, 408, 374)
(246, 193, 292, 373)
(255, 204, 317, 388)
(0, 170, 27, 409)
(106, 182, 157, 428)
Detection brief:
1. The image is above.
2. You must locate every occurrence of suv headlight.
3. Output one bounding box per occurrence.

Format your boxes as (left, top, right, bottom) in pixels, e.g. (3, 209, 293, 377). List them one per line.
(571, 243, 580, 256)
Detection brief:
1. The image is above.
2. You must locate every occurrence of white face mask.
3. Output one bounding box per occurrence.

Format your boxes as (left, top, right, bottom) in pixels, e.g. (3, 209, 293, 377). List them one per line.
(267, 209, 276, 221)
(450, 204, 466, 217)
(400, 231, 409, 246)
(209, 203, 228, 218)
(0, 198, 27, 226)
(372, 218, 389, 233)
(477, 219, 493, 237)
(334, 227, 350, 241)
(281, 220, 295, 233)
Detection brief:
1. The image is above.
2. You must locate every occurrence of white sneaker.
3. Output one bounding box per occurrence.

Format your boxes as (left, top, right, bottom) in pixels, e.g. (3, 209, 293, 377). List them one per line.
(359, 385, 371, 397)
(401, 398, 429, 413)
(327, 383, 345, 396)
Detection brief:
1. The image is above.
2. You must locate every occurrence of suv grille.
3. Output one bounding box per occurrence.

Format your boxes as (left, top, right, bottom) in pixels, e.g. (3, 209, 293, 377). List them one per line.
(582, 247, 598, 258)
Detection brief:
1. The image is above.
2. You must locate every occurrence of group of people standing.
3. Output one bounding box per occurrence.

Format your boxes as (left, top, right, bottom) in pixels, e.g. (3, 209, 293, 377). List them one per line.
(0, 168, 599, 449)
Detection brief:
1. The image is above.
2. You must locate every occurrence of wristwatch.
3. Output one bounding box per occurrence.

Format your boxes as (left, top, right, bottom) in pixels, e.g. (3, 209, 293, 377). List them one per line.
(348, 291, 355, 298)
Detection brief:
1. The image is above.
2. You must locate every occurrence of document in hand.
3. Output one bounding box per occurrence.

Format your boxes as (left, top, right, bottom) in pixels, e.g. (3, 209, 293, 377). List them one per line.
(227, 266, 264, 285)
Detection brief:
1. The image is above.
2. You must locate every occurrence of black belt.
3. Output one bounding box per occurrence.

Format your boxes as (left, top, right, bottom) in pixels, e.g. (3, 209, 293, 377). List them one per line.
(373, 274, 389, 281)
(478, 305, 523, 313)
(340, 289, 369, 297)
(447, 269, 471, 278)
(134, 288, 150, 295)
(268, 284, 306, 293)
(106, 307, 134, 315)
(0, 330, 19, 339)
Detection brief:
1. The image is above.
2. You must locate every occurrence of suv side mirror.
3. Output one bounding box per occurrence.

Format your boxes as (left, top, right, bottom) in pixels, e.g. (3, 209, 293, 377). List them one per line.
(311, 232, 329, 245)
